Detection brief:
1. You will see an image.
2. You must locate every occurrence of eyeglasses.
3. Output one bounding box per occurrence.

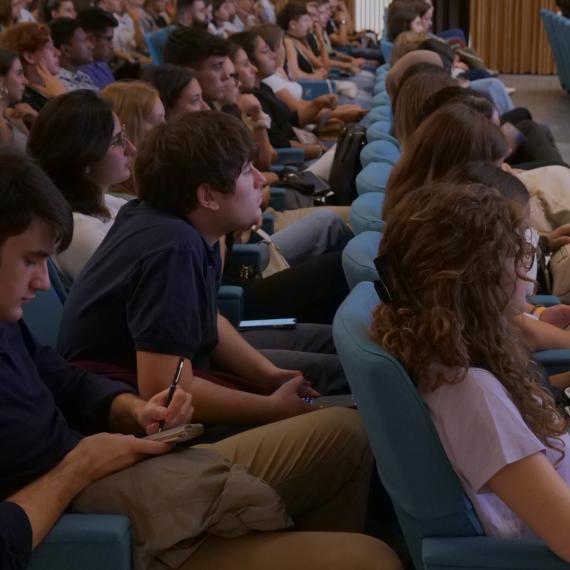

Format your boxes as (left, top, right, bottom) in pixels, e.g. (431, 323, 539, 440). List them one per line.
(110, 125, 128, 149)
(521, 241, 537, 272)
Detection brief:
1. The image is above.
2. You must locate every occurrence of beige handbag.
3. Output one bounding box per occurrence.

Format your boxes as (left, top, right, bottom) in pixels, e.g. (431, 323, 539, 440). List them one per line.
(255, 228, 290, 278)
(517, 166, 570, 301)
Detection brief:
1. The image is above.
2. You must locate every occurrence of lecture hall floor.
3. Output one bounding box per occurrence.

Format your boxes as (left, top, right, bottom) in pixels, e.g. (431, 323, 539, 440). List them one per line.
(503, 74, 570, 163)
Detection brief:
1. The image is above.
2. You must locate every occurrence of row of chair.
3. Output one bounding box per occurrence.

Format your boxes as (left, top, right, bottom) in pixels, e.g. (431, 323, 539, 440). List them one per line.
(332, 61, 570, 570)
(542, 9, 570, 94)
(350, 63, 396, 234)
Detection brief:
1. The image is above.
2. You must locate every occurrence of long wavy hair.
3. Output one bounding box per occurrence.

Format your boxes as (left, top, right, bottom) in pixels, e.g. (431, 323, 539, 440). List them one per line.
(393, 68, 456, 148)
(371, 182, 569, 454)
(383, 102, 508, 222)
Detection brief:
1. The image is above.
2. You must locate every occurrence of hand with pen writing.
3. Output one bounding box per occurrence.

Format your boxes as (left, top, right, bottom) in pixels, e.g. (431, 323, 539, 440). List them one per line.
(136, 387, 194, 435)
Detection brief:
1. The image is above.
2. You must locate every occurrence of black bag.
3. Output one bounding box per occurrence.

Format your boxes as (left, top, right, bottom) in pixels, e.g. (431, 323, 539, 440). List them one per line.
(278, 169, 332, 198)
(328, 124, 367, 206)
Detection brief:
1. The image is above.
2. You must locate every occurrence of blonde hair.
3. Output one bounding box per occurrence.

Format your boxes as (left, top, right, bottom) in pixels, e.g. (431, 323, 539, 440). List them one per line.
(101, 80, 161, 147)
(391, 30, 430, 64)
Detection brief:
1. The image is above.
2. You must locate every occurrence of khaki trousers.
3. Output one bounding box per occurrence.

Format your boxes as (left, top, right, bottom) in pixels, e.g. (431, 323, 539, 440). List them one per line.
(73, 408, 402, 570)
(185, 407, 403, 570)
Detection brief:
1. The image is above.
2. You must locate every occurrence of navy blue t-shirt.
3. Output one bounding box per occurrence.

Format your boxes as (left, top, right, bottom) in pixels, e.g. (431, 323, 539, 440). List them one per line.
(58, 200, 222, 372)
(0, 321, 134, 567)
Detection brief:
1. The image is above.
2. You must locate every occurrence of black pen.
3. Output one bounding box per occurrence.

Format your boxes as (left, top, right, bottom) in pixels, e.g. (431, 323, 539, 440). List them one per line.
(158, 357, 184, 432)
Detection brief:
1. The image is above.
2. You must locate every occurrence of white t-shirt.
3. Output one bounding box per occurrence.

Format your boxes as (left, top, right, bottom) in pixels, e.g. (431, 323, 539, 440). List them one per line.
(113, 12, 137, 55)
(54, 194, 127, 287)
(262, 72, 303, 100)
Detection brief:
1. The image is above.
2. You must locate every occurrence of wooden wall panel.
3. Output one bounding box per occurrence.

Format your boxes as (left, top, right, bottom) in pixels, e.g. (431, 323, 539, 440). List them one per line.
(470, 0, 557, 74)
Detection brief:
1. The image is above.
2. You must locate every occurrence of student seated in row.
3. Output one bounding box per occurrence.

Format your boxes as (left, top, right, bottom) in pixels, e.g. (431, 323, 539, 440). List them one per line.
(371, 178, 570, 562)
(56, 109, 350, 421)
(0, 149, 400, 570)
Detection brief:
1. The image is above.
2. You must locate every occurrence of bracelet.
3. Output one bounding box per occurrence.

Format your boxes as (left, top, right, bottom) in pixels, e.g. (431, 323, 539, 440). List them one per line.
(531, 305, 546, 319)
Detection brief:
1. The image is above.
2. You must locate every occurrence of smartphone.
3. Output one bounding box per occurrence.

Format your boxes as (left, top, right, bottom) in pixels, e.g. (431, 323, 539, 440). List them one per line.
(143, 423, 205, 444)
(239, 318, 297, 330)
(314, 395, 357, 408)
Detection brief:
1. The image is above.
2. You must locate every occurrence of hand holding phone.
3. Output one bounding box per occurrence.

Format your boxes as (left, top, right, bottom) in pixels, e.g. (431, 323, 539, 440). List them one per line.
(143, 423, 205, 444)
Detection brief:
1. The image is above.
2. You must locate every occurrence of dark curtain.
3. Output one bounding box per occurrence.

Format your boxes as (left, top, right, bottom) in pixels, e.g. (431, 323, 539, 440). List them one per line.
(434, 0, 471, 42)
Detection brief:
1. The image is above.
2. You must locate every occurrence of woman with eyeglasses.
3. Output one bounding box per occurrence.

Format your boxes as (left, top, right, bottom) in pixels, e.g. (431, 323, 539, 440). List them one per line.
(27, 89, 136, 287)
(371, 176, 570, 561)
(101, 80, 166, 200)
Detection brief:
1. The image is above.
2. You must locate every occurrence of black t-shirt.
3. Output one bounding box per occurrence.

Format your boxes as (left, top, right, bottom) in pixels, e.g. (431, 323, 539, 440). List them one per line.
(307, 32, 321, 57)
(58, 200, 222, 372)
(21, 86, 49, 112)
(250, 84, 300, 149)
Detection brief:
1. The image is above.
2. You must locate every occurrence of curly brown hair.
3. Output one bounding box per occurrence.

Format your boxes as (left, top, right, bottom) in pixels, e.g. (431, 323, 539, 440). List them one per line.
(371, 181, 569, 454)
(0, 22, 51, 58)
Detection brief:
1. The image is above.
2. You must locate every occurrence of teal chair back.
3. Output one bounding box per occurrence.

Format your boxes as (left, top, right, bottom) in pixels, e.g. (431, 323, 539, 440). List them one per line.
(359, 139, 400, 167)
(342, 231, 381, 289)
(381, 39, 393, 64)
(145, 26, 175, 65)
(541, 10, 570, 92)
(22, 259, 66, 348)
(333, 282, 484, 570)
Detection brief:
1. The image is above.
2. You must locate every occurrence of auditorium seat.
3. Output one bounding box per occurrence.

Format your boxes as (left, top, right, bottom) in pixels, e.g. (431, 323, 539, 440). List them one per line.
(333, 281, 570, 570)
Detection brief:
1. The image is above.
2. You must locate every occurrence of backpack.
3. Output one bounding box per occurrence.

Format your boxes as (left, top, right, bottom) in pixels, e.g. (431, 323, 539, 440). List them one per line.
(328, 124, 368, 205)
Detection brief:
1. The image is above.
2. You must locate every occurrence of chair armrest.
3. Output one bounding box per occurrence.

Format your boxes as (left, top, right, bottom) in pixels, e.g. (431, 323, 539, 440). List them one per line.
(274, 147, 305, 166)
(261, 211, 275, 235)
(423, 536, 570, 570)
(218, 285, 244, 326)
(298, 79, 336, 99)
(229, 244, 268, 274)
(269, 187, 287, 211)
(29, 514, 131, 570)
(534, 349, 570, 375)
(528, 294, 561, 307)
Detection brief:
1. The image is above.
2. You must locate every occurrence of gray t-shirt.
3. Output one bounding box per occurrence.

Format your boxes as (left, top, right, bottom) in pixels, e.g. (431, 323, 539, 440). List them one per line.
(423, 367, 570, 539)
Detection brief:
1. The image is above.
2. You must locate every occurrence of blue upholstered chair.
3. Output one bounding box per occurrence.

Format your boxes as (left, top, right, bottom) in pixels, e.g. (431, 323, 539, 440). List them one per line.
(541, 10, 570, 93)
(29, 515, 132, 570)
(349, 192, 384, 234)
(373, 91, 391, 106)
(342, 231, 382, 289)
(367, 106, 393, 123)
(270, 147, 306, 173)
(380, 39, 393, 65)
(367, 120, 393, 141)
(356, 161, 393, 195)
(373, 81, 386, 95)
(359, 139, 400, 167)
(333, 281, 570, 570)
(377, 63, 390, 75)
(145, 26, 174, 65)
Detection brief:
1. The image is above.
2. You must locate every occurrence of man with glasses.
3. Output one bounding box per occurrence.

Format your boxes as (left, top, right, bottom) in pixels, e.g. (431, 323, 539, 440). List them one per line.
(77, 7, 119, 89)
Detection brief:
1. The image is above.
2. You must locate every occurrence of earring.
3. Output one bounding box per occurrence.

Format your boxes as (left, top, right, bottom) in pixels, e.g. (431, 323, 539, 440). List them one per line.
(85, 166, 91, 175)
(0, 84, 8, 101)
